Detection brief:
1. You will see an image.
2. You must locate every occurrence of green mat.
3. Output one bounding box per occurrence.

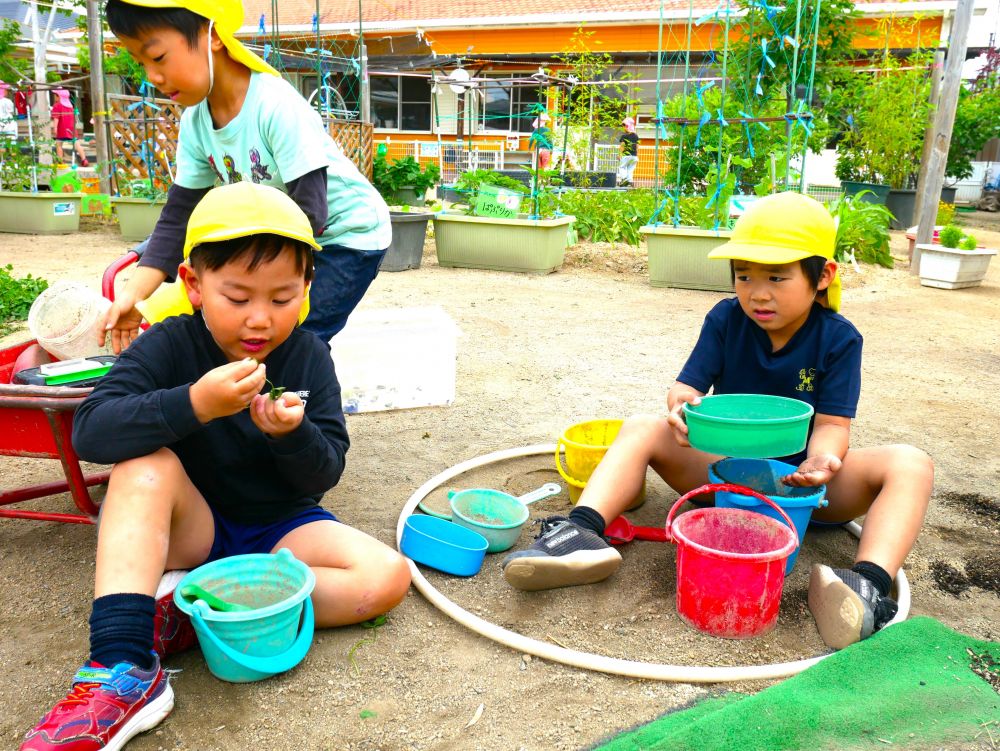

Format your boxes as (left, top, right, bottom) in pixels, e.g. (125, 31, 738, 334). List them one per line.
(595, 617, 999, 751)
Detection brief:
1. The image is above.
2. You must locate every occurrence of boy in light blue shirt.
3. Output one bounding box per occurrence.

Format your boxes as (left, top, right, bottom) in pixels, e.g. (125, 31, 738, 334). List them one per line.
(101, 0, 391, 352)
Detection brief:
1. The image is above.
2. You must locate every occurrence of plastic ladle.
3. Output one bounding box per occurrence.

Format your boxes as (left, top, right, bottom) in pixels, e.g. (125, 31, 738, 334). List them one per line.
(605, 515, 670, 546)
(178, 583, 252, 612)
(419, 482, 562, 520)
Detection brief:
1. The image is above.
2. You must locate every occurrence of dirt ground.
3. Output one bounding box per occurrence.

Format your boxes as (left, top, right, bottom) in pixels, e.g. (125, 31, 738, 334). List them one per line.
(1, 215, 999, 751)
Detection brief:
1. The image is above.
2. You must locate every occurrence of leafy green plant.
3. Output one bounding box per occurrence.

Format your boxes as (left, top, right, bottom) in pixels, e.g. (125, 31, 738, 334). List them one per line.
(0, 136, 35, 192)
(935, 201, 956, 227)
(556, 189, 657, 245)
(0, 264, 48, 335)
(958, 234, 978, 250)
(938, 225, 963, 249)
(347, 614, 387, 677)
(830, 191, 893, 268)
(371, 154, 440, 202)
(833, 51, 934, 189)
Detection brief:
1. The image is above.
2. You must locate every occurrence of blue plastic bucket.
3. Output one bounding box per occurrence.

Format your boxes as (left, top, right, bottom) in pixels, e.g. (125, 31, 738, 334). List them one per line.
(174, 548, 316, 683)
(708, 459, 827, 574)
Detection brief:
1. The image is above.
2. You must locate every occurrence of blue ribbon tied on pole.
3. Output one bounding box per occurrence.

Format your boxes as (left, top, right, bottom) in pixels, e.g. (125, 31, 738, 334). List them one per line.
(785, 99, 813, 136)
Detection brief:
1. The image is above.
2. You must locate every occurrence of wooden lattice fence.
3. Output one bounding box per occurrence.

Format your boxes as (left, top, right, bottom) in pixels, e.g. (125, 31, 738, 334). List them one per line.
(330, 120, 373, 179)
(107, 93, 181, 188)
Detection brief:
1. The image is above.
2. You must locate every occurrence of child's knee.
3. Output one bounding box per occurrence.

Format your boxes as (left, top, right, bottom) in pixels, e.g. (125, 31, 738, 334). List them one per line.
(888, 444, 934, 484)
(377, 549, 411, 607)
(108, 448, 187, 499)
(621, 413, 670, 441)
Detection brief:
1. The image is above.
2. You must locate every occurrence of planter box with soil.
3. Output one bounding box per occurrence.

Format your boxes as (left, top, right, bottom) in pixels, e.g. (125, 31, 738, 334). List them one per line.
(916, 243, 997, 289)
(0, 191, 82, 234)
(112, 197, 167, 242)
(640, 225, 733, 292)
(433, 210, 575, 274)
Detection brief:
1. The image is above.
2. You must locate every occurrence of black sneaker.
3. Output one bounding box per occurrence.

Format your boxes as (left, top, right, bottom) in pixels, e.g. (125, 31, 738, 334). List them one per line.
(502, 516, 622, 591)
(808, 564, 899, 649)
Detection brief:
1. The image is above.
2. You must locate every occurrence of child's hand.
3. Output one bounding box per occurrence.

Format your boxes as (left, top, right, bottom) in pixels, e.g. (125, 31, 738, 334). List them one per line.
(782, 454, 842, 487)
(666, 392, 701, 447)
(190, 358, 267, 423)
(249, 390, 304, 437)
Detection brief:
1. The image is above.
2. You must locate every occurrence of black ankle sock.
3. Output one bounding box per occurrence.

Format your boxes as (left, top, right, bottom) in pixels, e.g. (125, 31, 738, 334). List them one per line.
(89, 593, 156, 670)
(568, 506, 606, 537)
(852, 561, 892, 599)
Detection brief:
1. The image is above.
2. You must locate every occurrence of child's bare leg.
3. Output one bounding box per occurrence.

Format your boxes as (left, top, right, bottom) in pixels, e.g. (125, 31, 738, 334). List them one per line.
(817, 444, 933, 575)
(271, 521, 410, 627)
(503, 414, 719, 591)
(808, 444, 933, 649)
(578, 413, 720, 523)
(95, 447, 215, 598)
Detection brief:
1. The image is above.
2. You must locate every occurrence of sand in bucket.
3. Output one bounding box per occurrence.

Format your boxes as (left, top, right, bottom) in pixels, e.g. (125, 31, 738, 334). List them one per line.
(556, 419, 645, 509)
(174, 548, 316, 683)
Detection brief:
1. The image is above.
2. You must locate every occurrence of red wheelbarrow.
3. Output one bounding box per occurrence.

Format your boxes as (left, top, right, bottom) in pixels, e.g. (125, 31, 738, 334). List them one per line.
(0, 249, 140, 524)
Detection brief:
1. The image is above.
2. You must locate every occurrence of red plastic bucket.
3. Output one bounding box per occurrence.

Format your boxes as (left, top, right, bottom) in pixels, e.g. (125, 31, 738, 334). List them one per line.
(666, 483, 799, 639)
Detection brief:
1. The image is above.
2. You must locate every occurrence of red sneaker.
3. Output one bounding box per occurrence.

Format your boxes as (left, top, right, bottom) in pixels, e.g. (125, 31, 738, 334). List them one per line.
(152, 570, 198, 658)
(20, 655, 173, 750)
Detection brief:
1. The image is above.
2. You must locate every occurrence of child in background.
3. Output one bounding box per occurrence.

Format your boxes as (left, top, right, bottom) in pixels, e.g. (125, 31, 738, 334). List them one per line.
(530, 109, 554, 171)
(503, 192, 933, 651)
(50, 89, 89, 167)
(100, 0, 391, 354)
(616, 117, 639, 186)
(0, 83, 18, 148)
(19, 183, 410, 751)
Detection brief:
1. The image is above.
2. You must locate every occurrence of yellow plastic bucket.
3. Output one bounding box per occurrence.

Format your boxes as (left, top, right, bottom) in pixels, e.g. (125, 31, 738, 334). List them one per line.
(555, 419, 645, 509)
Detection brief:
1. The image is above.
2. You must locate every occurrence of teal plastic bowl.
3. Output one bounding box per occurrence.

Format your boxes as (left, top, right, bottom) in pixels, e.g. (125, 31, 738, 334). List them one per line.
(683, 394, 813, 459)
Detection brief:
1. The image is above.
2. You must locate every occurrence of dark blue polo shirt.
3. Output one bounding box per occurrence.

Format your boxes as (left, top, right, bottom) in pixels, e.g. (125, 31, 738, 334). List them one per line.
(677, 298, 863, 465)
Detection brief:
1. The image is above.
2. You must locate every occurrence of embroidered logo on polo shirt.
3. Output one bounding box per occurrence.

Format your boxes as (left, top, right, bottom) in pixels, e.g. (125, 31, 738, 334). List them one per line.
(796, 368, 816, 392)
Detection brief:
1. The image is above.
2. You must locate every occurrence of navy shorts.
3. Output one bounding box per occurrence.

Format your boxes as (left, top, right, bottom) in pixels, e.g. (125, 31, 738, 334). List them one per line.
(302, 243, 387, 342)
(204, 505, 337, 563)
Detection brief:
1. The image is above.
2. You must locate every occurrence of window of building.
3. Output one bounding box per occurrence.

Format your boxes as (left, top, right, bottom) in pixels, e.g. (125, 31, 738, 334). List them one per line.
(371, 74, 431, 131)
(479, 78, 545, 133)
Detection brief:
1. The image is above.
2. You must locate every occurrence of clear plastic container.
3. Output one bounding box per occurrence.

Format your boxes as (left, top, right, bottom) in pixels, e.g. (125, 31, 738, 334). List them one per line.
(28, 281, 113, 361)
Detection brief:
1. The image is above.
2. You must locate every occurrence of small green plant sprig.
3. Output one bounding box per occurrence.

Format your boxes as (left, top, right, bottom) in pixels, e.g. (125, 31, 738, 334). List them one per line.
(938, 225, 964, 249)
(0, 264, 48, 335)
(246, 358, 286, 401)
(347, 614, 387, 677)
(958, 234, 978, 250)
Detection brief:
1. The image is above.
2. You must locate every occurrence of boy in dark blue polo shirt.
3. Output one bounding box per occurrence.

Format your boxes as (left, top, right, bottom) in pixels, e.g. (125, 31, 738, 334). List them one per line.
(503, 192, 933, 650)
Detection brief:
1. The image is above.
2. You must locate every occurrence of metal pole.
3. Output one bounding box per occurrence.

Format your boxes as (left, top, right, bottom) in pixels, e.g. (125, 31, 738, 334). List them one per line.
(87, 0, 111, 193)
(912, 0, 974, 274)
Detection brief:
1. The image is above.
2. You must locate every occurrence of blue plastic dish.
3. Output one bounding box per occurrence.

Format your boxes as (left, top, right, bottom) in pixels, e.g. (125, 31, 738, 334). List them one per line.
(400, 514, 489, 576)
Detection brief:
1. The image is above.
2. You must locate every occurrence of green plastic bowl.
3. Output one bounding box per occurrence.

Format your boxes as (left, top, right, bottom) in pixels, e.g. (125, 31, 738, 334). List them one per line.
(682, 394, 814, 459)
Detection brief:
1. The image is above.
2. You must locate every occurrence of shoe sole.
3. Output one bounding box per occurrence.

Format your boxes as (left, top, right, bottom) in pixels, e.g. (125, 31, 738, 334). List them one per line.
(503, 549, 621, 591)
(807, 564, 872, 650)
(104, 682, 174, 751)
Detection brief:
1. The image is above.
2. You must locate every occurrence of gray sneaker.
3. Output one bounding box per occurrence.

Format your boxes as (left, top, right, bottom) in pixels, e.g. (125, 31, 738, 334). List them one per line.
(808, 564, 899, 650)
(502, 516, 622, 591)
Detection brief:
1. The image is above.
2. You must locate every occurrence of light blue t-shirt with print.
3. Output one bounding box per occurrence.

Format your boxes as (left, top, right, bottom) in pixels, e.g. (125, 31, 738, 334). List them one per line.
(175, 72, 391, 250)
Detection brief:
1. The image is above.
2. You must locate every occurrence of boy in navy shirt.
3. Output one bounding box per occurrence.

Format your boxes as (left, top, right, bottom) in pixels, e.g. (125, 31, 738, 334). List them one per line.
(503, 192, 933, 650)
(21, 183, 410, 751)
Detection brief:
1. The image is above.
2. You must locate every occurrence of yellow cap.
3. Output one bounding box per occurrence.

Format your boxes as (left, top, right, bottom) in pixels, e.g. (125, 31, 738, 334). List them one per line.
(707, 191, 841, 312)
(117, 0, 279, 77)
(137, 182, 321, 325)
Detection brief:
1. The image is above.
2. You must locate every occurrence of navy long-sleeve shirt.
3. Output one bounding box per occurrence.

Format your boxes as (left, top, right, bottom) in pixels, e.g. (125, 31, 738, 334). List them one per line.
(72, 312, 349, 524)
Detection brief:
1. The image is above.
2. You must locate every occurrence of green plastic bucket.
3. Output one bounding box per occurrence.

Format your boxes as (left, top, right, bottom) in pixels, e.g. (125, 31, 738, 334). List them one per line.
(683, 394, 813, 459)
(174, 548, 315, 683)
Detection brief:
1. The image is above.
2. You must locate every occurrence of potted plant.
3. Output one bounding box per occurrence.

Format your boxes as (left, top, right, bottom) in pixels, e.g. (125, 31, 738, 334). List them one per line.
(917, 224, 997, 289)
(111, 166, 168, 241)
(830, 190, 894, 268)
(380, 204, 433, 272)
(372, 153, 440, 207)
(433, 167, 576, 274)
(0, 139, 82, 235)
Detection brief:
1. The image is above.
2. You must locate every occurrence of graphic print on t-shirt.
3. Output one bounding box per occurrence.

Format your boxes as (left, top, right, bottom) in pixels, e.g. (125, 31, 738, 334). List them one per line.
(249, 148, 272, 183)
(207, 155, 225, 183)
(223, 155, 243, 183)
(796, 368, 816, 392)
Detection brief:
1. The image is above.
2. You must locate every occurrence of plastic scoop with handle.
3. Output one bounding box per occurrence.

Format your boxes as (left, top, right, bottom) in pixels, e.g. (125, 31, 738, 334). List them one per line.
(605, 515, 670, 546)
(418, 482, 562, 520)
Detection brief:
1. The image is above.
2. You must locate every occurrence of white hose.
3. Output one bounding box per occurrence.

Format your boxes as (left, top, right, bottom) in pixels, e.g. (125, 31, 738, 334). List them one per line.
(396, 443, 911, 683)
